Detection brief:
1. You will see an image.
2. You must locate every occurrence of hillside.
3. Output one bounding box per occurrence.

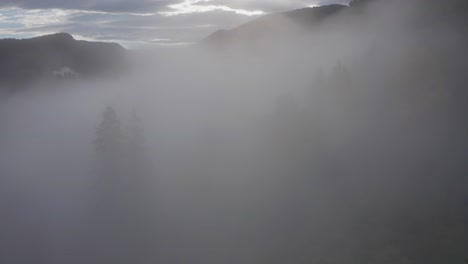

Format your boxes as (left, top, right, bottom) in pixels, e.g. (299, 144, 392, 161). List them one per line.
(200, 0, 468, 51)
(0, 33, 126, 89)
(200, 4, 347, 50)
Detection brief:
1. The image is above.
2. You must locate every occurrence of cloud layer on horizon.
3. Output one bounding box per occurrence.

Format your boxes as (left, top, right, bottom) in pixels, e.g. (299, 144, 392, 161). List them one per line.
(0, 0, 350, 48)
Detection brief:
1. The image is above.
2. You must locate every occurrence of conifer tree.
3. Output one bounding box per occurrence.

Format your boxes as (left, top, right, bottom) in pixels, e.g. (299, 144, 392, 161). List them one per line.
(94, 106, 125, 176)
(91, 106, 131, 263)
(92, 107, 157, 263)
(126, 109, 146, 176)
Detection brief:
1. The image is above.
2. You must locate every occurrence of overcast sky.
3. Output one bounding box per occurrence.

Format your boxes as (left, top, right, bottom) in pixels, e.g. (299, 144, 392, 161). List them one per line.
(0, 0, 350, 48)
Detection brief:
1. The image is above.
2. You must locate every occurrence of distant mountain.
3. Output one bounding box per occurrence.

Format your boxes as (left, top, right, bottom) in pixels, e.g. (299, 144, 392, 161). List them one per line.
(0, 33, 126, 89)
(200, 5, 347, 50)
(200, 0, 468, 51)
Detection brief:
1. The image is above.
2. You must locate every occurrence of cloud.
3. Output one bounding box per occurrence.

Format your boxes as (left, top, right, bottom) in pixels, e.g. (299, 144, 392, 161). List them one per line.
(0, 0, 350, 14)
(0, 0, 350, 47)
(191, 0, 350, 13)
(160, 0, 264, 16)
(0, 6, 253, 47)
(0, 0, 170, 14)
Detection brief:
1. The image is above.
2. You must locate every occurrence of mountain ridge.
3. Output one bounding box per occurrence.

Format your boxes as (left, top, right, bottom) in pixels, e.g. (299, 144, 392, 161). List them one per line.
(0, 33, 126, 90)
(200, 4, 347, 50)
(200, 0, 468, 51)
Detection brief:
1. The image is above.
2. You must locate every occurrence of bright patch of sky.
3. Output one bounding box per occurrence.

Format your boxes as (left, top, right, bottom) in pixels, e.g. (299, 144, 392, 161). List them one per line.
(161, 0, 264, 16)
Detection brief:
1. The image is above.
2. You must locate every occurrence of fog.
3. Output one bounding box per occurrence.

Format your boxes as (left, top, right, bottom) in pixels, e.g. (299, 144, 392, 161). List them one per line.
(1, 0, 467, 263)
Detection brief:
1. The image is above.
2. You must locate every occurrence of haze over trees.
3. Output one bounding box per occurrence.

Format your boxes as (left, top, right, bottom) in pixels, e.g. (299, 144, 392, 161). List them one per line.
(0, 0, 467, 263)
(90, 106, 156, 263)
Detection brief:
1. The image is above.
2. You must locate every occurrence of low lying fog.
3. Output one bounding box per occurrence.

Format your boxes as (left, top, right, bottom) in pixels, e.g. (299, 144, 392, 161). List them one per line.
(1, 0, 467, 263)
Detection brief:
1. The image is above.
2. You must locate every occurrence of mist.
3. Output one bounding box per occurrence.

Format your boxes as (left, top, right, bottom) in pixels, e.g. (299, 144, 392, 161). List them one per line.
(1, 0, 468, 263)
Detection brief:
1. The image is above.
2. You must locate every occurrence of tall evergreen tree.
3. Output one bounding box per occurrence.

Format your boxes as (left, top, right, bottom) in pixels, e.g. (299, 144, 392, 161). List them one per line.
(124, 109, 154, 221)
(126, 109, 146, 175)
(93, 106, 129, 223)
(90, 107, 157, 264)
(94, 106, 124, 176)
(91, 106, 133, 264)
(125, 110, 158, 263)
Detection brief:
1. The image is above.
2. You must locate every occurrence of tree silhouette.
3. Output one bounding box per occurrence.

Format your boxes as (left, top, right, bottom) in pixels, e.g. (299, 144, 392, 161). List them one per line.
(126, 109, 159, 262)
(126, 109, 147, 176)
(90, 106, 157, 264)
(94, 106, 125, 177)
(91, 106, 136, 263)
